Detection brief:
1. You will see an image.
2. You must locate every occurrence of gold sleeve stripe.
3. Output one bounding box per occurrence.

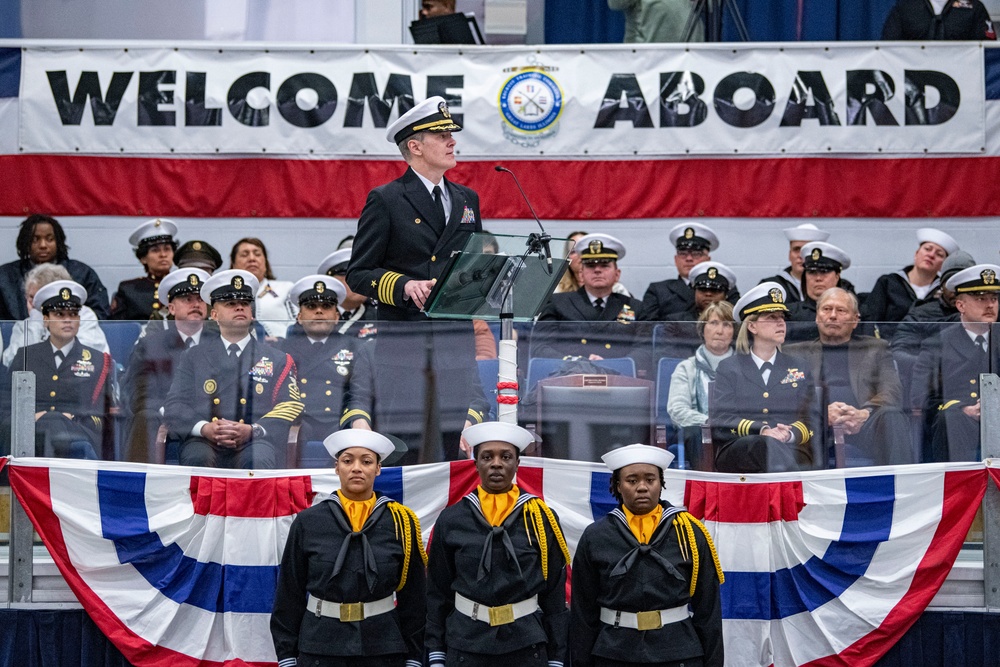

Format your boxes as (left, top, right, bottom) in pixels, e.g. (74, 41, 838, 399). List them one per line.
(939, 400, 961, 411)
(738, 419, 753, 437)
(263, 401, 304, 421)
(340, 409, 372, 426)
(793, 421, 810, 444)
(467, 409, 484, 424)
(378, 271, 404, 306)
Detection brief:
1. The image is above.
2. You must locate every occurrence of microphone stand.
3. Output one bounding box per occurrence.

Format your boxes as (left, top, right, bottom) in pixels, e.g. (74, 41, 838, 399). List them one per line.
(492, 165, 557, 428)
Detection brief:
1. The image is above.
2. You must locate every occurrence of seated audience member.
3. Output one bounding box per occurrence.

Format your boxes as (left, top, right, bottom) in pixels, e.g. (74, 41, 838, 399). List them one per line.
(318, 249, 378, 339)
(657, 260, 737, 358)
(911, 264, 1000, 462)
(2, 263, 109, 368)
(712, 283, 818, 473)
(758, 223, 830, 305)
(882, 0, 996, 40)
(891, 250, 975, 383)
(533, 234, 643, 361)
(163, 270, 303, 469)
(666, 300, 735, 468)
(279, 275, 375, 444)
(174, 239, 223, 273)
(861, 228, 958, 340)
(785, 288, 912, 466)
(639, 223, 735, 321)
(2, 280, 113, 458)
(0, 214, 110, 320)
(785, 241, 854, 343)
(420, 0, 456, 18)
(111, 218, 178, 321)
(608, 0, 705, 42)
(555, 230, 631, 297)
(230, 237, 295, 340)
(121, 268, 215, 462)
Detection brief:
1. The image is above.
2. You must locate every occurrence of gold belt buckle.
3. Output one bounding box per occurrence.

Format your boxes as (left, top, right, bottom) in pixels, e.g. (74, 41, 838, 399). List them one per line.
(339, 602, 365, 622)
(635, 610, 663, 631)
(488, 603, 515, 626)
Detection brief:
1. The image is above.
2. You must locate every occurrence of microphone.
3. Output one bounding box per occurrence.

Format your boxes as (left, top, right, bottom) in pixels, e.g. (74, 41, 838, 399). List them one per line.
(495, 165, 552, 273)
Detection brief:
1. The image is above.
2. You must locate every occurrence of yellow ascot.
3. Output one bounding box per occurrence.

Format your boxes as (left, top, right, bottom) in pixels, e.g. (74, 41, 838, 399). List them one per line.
(477, 485, 520, 526)
(623, 504, 663, 544)
(337, 490, 377, 533)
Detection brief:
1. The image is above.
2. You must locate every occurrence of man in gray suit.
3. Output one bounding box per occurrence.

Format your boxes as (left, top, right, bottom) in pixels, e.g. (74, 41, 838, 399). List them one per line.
(785, 287, 912, 466)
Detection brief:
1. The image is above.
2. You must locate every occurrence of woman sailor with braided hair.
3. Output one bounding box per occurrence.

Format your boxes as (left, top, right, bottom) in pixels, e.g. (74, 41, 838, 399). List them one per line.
(570, 444, 724, 667)
(425, 422, 571, 667)
(270, 430, 426, 667)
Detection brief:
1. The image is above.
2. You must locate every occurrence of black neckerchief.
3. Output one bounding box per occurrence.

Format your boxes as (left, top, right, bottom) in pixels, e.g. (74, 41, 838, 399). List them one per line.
(326, 493, 392, 593)
(464, 490, 535, 582)
(607, 502, 687, 582)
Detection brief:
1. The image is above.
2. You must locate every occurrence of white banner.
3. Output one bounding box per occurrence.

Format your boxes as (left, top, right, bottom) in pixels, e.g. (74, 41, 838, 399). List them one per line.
(17, 43, 986, 157)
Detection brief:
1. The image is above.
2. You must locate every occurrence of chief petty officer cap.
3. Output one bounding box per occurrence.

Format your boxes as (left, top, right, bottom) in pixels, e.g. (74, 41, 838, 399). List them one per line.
(34, 280, 87, 315)
(945, 263, 1000, 293)
(200, 269, 258, 305)
(916, 228, 959, 256)
(783, 223, 829, 243)
(289, 274, 347, 306)
(386, 95, 462, 145)
(733, 281, 788, 324)
(602, 443, 675, 472)
(668, 222, 720, 252)
(317, 248, 352, 276)
(575, 233, 626, 263)
(689, 260, 736, 292)
(174, 239, 223, 273)
(801, 241, 851, 272)
(324, 429, 396, 462)
(158, 268, 210, 306)
(129, 218, 178, 258)
(463, 421, 535, 452)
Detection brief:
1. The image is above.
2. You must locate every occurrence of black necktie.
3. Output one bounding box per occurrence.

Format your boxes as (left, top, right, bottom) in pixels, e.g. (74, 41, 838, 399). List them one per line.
(433, 185, 446, 226)
(185, 338, 195, 349)
(54, 350, 65, 368)
(760, 361, 773, 383)
(594, 297, 604, 314)
(228, 343, 240, 358)
(975, 335, 987, 355)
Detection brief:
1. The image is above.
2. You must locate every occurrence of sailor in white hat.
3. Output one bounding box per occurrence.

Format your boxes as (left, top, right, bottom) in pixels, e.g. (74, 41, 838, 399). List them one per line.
(640, 222, 729, 321)
(425, 420, 570, 666)
(758, 223, 831, 303)
(345, 93, 488, 463)
(916, 263, 1000, 462)
(786, 242, 853, 342)
(569, 442, 723, 666)
(9, 279, 113, 459)
(161, 267, 303, 469)
(272, 428, 426, 666)
(111, 218, 179, 321)
(535, 233, 643, 360)
(317, 248, 377, 337)
(280, 274, 376, 441)
(861, 228, 960, 337)
(120, 268, 213, 460)
(715, 282, 817, 473)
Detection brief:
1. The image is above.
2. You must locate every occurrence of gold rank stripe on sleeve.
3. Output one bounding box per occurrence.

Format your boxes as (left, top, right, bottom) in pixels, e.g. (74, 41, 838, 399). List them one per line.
(288, 384, 301, 401)
(340, 409, 371, 426)
(263, 401, 304, 422)
(378, 271, 404, 307)
(737, 419, 754, 437)
(467, 409, 484, 424)
(939, 400, 961, 411)
(792, 421, 811, 444)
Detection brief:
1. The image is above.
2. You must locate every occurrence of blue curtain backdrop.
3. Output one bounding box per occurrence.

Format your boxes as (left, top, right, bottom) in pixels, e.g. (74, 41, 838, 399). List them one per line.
(545, 0, 900, 43)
